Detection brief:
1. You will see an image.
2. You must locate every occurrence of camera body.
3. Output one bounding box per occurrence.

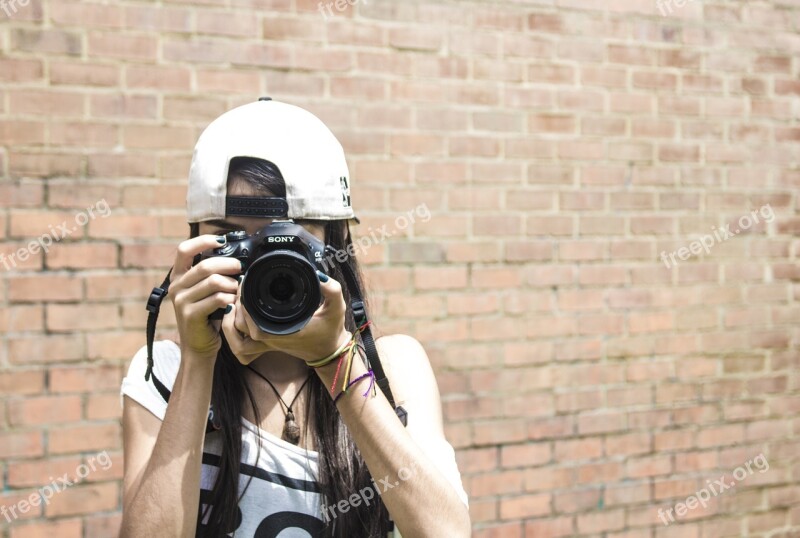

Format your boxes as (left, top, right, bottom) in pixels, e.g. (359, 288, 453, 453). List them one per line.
(196, 219, 329, 335)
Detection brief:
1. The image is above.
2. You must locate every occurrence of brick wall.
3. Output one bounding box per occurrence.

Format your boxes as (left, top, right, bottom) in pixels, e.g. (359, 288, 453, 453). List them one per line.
(0, 0, 798, 536)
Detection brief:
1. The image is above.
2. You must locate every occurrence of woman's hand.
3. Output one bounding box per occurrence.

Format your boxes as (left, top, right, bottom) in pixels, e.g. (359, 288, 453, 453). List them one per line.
(222, 271, 353, 365)
(168, 235, 241, 363)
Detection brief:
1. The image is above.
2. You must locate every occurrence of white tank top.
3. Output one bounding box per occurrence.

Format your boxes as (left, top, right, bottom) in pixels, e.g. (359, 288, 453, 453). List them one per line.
(120, 340, 469, 537)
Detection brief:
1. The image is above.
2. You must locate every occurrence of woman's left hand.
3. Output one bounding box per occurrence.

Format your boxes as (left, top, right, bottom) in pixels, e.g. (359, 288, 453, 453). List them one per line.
(221, 271, 353, 365)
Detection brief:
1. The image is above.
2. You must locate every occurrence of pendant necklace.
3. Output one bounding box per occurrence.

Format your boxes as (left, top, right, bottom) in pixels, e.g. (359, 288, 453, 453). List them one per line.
(246, 365, 313, 446)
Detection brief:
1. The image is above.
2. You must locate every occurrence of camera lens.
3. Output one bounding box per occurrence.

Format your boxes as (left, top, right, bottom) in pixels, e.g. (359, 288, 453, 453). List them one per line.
(256, 266, 306, 320)
(269, 274, 295, 303)
(241, 251, 321, 335)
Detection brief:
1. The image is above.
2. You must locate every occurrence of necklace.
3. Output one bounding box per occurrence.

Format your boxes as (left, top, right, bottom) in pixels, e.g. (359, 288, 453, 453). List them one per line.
(245, 365, 313, 446)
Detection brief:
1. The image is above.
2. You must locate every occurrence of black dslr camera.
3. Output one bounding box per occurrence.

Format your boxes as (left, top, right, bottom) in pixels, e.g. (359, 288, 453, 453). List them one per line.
(195, 219, 329, 335)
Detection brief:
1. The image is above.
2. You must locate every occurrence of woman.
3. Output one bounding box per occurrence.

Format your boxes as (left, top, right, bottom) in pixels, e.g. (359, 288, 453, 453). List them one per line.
(119, 99, 471, 537)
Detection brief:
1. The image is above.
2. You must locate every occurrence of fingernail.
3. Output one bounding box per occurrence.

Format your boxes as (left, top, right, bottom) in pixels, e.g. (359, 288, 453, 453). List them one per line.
(240, 260, 246, 271)
(237, 275, 244, 284)
(224, 304, 233, 314)
(317, 270, 329, 283)
(216, 236, 226, 244)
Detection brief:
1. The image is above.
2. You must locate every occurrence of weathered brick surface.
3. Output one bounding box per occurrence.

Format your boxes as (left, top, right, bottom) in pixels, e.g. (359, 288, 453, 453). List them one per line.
(0, 0, 798, 536)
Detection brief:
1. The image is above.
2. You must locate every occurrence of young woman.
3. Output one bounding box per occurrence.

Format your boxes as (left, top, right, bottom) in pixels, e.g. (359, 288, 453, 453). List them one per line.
(119, 99, 471, 537)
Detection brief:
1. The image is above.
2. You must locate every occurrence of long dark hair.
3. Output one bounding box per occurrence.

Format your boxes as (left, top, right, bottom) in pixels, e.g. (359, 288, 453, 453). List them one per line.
(191, 157, 390, 537)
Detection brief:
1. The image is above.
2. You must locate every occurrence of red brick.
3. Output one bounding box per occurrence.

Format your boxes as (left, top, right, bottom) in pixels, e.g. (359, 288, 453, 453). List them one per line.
(0, 432, 44, 459)
(11, 29, 82, 56)
(0, 5, 796, 536)
(0, 58, 44, 82)
(577, 510, 625, 533)
(0, 371, 46, 396)
(8, 457, 83, 488)
(46, 483, 119, 517)
(46, 243, 117, 270)
(49, 424, 120, 455)
(50, 62, 120, 87)
(525, 517, 574, 537)
(88, 32, 157, 61)
(555, 438, 602, 462)
(500, 443, 551, 468)
(8, 395, 82, 426)
(8, 335, 84, 364)
(9, 519, 82, 538)
(499, 493, 550, 519)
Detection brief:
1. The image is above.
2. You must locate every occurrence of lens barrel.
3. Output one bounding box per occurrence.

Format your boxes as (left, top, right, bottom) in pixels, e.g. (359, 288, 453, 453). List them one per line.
(241, 250, 322, 335)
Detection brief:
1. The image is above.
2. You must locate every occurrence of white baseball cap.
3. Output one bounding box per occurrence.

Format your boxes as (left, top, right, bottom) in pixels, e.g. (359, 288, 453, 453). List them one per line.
(186, 97, 359, 225)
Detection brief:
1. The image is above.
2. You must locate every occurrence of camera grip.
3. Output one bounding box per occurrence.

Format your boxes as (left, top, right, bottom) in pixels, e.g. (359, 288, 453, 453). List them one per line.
(209, 307, 226, 320)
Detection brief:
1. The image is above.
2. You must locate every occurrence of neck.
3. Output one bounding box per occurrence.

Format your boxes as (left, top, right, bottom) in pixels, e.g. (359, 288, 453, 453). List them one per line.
(248, 350, 310, 384)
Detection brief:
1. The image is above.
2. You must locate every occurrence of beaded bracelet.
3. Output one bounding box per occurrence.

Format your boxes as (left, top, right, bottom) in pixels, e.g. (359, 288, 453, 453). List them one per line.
(332, 369, 376, 406)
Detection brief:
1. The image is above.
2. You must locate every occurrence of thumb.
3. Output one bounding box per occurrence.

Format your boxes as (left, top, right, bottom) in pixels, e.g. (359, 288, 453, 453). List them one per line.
(316, 270, 345, 310)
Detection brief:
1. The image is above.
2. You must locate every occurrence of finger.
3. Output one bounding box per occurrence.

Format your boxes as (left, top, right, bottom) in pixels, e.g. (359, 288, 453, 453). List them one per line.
(233, 295, 248, 335)
(183, 290, 238, 321)
(222, 303, 268, 357)
(179, 256, 242, 292)
(172, 234, 229, 283)
(222, 302, 247, 346)
(316, 270, 346, 316)
(176, 272, 239, 306)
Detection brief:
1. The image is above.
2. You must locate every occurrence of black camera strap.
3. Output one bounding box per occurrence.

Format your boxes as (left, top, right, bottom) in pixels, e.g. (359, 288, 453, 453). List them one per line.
(144, 268, 172, 390)
(143, 254, 408, 433)
(324, 245, 407, 426)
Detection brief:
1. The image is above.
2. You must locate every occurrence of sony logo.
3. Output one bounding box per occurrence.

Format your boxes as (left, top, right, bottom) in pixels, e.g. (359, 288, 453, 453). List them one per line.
(267, 236, 294, 243)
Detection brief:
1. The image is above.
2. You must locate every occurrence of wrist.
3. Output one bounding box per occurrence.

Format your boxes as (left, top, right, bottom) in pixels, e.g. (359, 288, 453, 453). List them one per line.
(334, 329, 353, 352)
(305, 329, 353, 367)
(331, 360, 371, 405)
(316, 350, 369, 401)
(181, 347, 218, 372)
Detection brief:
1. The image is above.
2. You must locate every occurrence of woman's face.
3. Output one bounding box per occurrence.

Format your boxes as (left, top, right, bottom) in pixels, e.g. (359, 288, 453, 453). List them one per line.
(196, 177, 326, 242)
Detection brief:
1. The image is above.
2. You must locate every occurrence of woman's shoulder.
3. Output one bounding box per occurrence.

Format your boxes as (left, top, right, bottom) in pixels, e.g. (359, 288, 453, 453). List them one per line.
(375, 333, 430, 366)
(374, 333, 434, 405)
(127, 339, 182, 385)
(120, 339, 182, 420)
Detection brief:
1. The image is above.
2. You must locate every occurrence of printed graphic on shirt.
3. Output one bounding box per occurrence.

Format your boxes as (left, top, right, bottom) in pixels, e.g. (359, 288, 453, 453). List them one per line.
(198, 452, 325, 537)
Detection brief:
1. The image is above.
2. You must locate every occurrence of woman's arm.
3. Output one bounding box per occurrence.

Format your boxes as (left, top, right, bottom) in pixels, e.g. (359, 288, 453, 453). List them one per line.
(315, 333, 472, 538)
(227, 269, 471, 535)
(121, 234, 242, 536)
(121, 351, 215, 537)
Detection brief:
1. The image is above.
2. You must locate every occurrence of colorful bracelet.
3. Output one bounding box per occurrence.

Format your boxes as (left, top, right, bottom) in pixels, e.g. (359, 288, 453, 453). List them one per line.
(330, 344, 351, 394)
(307, 338, 355, 369)
(306, 320, 373, 369)
(332, 369, 376, 406)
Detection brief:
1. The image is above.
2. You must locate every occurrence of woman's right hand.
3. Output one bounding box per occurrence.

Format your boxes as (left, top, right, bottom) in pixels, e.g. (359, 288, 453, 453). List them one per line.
(168, 235, 242, 362)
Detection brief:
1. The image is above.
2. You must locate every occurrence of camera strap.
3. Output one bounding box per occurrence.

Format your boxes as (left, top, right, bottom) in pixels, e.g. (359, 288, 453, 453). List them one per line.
(144, 268, 172, 390)
(143, 268, 221, 432)
(143, 256, 408, 432)
(324, 245, 408, 427)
